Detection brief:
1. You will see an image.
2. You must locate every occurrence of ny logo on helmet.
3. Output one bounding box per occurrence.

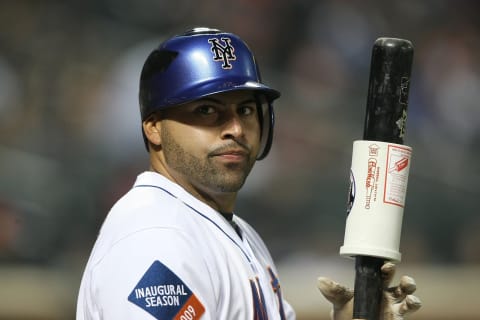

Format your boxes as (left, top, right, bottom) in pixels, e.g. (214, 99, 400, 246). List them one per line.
(208, 37, 236, 69)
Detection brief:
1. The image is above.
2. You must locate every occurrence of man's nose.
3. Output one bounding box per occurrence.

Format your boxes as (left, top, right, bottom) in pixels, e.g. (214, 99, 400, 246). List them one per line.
(221, 112, 244, 139)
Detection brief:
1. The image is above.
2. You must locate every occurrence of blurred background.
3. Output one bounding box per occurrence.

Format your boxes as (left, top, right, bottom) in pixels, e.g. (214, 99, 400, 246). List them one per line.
(1, 0, 479, 319)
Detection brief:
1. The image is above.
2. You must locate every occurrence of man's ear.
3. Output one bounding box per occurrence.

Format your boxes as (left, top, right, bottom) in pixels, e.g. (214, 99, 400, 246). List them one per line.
(142, 114, 162, 146)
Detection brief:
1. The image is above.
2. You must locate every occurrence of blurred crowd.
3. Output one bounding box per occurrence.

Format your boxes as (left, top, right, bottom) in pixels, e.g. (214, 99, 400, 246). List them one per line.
(1, 0, 480, 270)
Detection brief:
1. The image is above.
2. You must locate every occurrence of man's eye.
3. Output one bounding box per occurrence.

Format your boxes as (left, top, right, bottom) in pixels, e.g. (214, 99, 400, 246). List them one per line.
(196, 105, 216, 115)
(239, 105, 256, 116)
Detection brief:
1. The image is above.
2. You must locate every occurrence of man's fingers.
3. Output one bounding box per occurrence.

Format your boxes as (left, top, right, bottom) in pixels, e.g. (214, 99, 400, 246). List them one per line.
(396, 294, 422, 316)
(388, 275, 417, 300)
(317, 277, 353, 307)
(381, 262, 396, 288)
(317, 269, 421, 320)
(399, 275, 417, 295)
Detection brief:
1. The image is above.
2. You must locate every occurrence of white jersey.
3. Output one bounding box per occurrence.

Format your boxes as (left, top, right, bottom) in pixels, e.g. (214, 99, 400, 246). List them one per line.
(77, 171, 295, 320)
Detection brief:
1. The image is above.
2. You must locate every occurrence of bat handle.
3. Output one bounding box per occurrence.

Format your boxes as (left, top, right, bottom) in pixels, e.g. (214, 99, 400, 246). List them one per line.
(353, 256, 384, 320)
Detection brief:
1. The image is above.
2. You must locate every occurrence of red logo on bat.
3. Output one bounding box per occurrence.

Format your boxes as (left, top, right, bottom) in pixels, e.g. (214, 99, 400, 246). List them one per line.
(390, 157, 408, 173)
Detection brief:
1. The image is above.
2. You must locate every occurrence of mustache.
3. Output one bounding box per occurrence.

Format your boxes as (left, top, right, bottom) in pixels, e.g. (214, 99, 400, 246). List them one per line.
(208, 141, 251, 156)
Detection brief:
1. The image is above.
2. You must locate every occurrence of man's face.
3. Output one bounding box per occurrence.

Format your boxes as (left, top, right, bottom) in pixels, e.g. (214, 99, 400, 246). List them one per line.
(155, 90, 261, 196)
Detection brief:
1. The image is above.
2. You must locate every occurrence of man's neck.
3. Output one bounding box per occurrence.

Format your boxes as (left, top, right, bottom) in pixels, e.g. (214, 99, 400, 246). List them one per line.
(148, 166, 237, 213)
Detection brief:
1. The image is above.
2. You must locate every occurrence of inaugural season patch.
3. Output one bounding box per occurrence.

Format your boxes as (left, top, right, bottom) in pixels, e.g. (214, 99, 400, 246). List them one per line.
(128, 260, 205, 319)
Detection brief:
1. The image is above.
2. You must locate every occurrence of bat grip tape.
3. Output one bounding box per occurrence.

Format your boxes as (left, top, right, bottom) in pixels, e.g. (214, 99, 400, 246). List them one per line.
(353, 256, 384, 320)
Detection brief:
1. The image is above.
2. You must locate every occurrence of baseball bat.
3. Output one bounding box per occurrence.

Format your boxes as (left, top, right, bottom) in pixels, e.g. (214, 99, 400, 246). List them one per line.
(342, 37, 414, 320)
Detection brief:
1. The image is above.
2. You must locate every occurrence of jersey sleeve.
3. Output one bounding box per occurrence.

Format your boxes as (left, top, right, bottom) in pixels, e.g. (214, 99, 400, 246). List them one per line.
(87, 227, 216, 320)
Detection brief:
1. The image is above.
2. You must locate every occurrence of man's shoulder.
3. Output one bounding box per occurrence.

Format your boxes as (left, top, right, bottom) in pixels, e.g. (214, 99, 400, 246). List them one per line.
(85, 190, 199, 270)
(103, 185, 188, 237)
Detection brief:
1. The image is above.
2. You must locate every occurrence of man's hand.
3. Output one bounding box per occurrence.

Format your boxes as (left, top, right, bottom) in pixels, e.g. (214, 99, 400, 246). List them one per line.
(317, 262, 422, 320)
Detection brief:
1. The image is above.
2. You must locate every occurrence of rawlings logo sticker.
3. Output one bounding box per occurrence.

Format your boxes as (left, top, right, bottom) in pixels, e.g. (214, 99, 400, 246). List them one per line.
(128, 260, 205, 319)
(208, 37, 236, 69)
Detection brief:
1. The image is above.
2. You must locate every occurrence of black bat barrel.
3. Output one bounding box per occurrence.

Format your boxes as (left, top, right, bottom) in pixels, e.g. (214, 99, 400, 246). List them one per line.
(363, 38, 414, 143)
(354, 37, 413, 320)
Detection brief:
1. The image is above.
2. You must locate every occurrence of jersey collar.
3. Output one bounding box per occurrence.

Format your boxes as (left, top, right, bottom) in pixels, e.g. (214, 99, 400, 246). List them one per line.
(133, 171, 241, 238)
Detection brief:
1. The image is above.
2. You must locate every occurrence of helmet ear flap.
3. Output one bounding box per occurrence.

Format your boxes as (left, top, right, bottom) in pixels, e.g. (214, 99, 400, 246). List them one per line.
(255, 95, 275, 160)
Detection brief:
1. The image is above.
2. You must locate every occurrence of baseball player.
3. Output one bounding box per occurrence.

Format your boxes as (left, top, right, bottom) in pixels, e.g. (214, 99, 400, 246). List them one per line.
(76, 27, 421, 320)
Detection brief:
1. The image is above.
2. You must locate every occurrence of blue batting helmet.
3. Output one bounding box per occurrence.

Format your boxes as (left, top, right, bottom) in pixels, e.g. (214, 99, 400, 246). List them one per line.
(139, 27, 280, 160)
